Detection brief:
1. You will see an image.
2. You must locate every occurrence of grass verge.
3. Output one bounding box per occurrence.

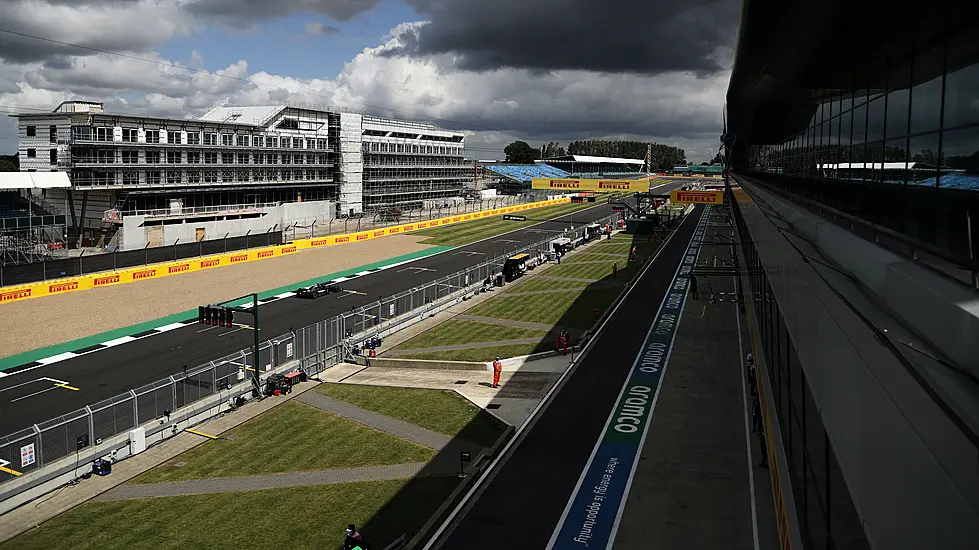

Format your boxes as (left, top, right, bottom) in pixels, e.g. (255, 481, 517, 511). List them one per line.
(396, 343, 550, 364)
(317, 383, 506, 447)
(131, 400, 434, 484)
(416, 202, 596, 246)
(394, 319, 549, 349)
(466, 287, 621, 329)
(3, 477, 460, 550)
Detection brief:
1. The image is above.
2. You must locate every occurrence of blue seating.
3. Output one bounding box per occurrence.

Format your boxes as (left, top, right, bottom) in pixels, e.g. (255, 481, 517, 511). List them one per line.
(0, 192, 29, 219)
(913, 174, 979, 191)
(484, 164, 570, 182)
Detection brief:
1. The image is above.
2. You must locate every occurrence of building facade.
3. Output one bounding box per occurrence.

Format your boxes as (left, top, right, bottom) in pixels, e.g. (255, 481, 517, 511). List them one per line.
(12, 101, 469, 245)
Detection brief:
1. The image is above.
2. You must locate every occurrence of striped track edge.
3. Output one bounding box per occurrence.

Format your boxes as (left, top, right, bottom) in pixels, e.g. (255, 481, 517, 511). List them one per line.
(0, 257, 421, 378)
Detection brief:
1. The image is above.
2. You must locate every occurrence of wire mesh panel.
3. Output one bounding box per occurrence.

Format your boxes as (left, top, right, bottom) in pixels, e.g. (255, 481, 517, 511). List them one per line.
(211, 350, 247, 391)
(134, 378, 177, 426)
(36, 409, 91, 466)
(258, 342, 273, 373)
(273, 334, 294, 366)
(185, 365, 216, 404)
(0, 427, 41, 480)
(89, 394, 136, 444)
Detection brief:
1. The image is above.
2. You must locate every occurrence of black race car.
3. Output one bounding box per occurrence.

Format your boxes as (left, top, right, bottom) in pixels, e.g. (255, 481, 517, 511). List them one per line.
(296, 282, 341, 299)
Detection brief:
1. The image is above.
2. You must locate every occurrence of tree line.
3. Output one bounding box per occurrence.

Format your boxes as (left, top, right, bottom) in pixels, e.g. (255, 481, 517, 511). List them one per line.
(503, 140, 689, 170)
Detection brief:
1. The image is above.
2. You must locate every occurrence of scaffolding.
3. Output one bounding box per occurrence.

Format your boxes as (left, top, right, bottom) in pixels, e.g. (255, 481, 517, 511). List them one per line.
(0, 219, 68, 265)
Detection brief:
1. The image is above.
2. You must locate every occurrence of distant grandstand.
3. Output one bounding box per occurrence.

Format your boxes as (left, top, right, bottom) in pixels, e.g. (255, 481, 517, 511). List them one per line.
(668, 164, 725, 176)
(480, 154, 646, 195)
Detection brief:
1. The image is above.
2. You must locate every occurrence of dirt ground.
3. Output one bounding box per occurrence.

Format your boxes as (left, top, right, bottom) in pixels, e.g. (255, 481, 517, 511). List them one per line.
(0, 235, 433, 359)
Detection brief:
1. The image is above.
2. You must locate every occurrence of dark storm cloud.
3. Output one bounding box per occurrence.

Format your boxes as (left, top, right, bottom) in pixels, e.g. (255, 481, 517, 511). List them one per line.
(186, 0, 382, 27)
(389, 0, 741, 75)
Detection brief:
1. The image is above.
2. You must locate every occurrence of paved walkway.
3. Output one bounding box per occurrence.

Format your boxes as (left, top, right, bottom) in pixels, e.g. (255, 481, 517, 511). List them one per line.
(97, 463, 439, 501)
(384, 337, 543, 357)
(296, 391, 450, 450)
(454, 314, 554, 331)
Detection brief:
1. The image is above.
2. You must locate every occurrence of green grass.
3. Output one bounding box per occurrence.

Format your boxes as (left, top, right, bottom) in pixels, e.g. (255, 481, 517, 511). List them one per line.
(397, 343, 551, 364)
(131, 401, 434, 484)
(394, 320, 549, 350)
(503, 278, 592, 293)
(317, 383, 507, 447)
(3, 477, 460, 550)
(545, 260, 642, 282)
(416, 202, 596, 246)
(467, 288, 622, 329)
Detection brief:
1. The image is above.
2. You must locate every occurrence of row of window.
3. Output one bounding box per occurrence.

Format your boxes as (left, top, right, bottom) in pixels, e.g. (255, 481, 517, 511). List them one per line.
(24, 124, 58, 143)
(71, 150, 332, 166)
(733, 196, 870, 550)
(750, 26, 979, 190)
(363, 141, 464, 155)
(72, 169, 334, 187)
(66, 126, 333, 149)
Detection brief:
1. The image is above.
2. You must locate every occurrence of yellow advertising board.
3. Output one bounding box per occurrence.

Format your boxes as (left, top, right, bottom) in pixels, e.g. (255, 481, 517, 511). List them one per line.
(0, 197, 571, 304)
(669, 190, 724, 205)
(531, 178, 648, 193)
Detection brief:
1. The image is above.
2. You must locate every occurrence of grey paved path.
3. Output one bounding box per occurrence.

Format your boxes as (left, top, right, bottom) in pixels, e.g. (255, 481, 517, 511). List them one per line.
(455, 314, 554, 331)
(385, 338, 543, 357)
(297, 392, 451, 450)
(97, 463, 438, 501)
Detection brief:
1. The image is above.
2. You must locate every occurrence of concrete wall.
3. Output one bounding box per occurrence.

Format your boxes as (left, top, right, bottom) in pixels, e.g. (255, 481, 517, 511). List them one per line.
(739, 179, 979, 549)
(120, 200, 335, 250)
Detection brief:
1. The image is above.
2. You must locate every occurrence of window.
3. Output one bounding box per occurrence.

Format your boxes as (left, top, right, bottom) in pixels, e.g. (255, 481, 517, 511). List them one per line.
(123, 171, 139, 186)
(294, 154, 303, 164)
(203, 171, 218, 183)
(221, 134, 233, 146)
(254, 153, 264, 164)
(269, 153, 278, 164)
(221, 170, 234, 182)
(145, 150, 161, 164)
(235, 169, 249, 182)
(909, 44, 944, 136)
(146, 171, 161, 185)
(166, 171, 181, 185)
(26, 125, 36, 137)
(236, 135, 249, 147)
(269, 136, 278, 148)
(145, 130, 160, 144)
(27, 148, 36, 158)
(221, 152, 234, 164)
(121, 128, 138, 143)
(186, 132, 201, 145)
(317, 139, 328, 149)
(204, 133, 217, 146)
(253, 136, 264, 148)
(319, 154, 328, 164)
(121, 150, 139, 164)
(187, 152, 201, 164)
(237, 152, 250, 164)
(371, 142, 379, 152)
(71, 125, 92, 141)
(49, 125, 58, 143)
(166, 151, 182, 164)
(282, 169, 292, 180)
(281, 137, 291, 148)
(944, 36, 979, 128)
(168, 131, 181, 145)
(204, 152, 217, 164)
(95, 127, 112, 142)
(282, 153, 291, 165)
(187, 170, 201, 183)
(50, 149, 58, 164)
(938, 126, 979, 190)
(97, 149, 114, 163)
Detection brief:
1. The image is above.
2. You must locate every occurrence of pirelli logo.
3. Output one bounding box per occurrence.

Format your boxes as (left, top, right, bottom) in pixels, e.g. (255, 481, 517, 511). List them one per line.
(417, 223, 428, 228)
(374, 231, 385, 237)
(311, 239, 329, 247)
(281, 246, 297, 254)
(404, 225, 414, 231)
(463, 215, 471, 220)
(336, 236, 350, 243)
(257, 250, 274, 258)
(389, 227, 400, 233)
(200, 259, 221, 268)
(230, 254, 248, 263)
(356, 234, 369, 241)
(0, 288, 31, 302)
(94, 274, 121, 286)
(441, 220, 450, 225)
(133, 269, 156, 280)
(49, 281, 79, 293)
(598, 181, 631, 190)
(453, 217, 461, 222)
(168, 264, 190, 274)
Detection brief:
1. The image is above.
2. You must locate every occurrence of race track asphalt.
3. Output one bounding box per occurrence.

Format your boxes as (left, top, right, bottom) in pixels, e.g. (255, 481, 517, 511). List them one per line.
(430, 205, 704, 550)
(1, 192, 687, 435)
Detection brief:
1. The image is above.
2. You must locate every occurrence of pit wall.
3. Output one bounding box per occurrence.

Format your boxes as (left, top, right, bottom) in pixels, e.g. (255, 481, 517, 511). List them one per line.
(0, 198, 570, 304)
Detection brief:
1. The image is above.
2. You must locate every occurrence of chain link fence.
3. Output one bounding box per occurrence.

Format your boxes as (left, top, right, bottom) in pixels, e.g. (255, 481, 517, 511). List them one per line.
(0, 210, 617, 490)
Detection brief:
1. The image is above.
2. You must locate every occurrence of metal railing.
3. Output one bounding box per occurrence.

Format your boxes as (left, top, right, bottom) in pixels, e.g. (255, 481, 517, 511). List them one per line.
(104, 202, 282, 221)
(0, 212, 617, 492)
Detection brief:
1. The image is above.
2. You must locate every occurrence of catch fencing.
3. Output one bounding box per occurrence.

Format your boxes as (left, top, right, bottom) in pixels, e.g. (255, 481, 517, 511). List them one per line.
(0, 211, 617, 491)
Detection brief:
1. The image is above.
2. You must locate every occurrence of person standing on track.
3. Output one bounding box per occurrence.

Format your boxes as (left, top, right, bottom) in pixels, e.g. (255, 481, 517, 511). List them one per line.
(492, 356, 503, 388)
(612, 262, 618, 279)
(630, 246, 637, 261)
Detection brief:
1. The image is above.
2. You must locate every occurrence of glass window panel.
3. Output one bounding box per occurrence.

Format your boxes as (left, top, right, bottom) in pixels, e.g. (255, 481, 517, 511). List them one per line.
(886, 59, 912, 139)
(910, 40, 945, 135)
(866, 141, 884, 183)
(884, 137, 909, 185)
(938, 126, 979, 190)
(852, 103, 867, 147)
(853, 89, 868, 108)
(867, 97, 885, 142)
(828, 441, 871, 550)
(840, 92, 853, 114)
(807, 459, 829, 550)
(908, 132, 940, 185)
(805, 384, 827, 502)
(944, 28, 979, 128)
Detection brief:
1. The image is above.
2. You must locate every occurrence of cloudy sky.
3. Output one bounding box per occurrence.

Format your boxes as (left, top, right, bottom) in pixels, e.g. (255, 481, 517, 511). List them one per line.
(0, 0, 740, 161)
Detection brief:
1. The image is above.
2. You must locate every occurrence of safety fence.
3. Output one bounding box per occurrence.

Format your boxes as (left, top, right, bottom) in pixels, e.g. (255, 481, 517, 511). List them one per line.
(0, 211, 617, 492)
(0, 197, 573, 304)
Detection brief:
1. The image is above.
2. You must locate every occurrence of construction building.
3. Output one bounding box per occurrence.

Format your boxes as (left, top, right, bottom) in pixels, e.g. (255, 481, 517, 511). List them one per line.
(9, 101, 469, 251)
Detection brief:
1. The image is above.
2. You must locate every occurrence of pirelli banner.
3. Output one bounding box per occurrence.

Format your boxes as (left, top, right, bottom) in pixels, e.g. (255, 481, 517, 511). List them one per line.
(669, 189, 725, 205)
(531, 178, 649, 193)
(0, 197, 570, 304)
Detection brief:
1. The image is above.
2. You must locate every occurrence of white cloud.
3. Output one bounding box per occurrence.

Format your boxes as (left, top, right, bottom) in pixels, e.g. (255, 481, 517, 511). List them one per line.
(0, 7, 727, 161)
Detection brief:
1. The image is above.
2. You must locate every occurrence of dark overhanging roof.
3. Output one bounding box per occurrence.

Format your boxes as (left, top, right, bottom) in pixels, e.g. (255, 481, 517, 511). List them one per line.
(725, 0, 979, 149)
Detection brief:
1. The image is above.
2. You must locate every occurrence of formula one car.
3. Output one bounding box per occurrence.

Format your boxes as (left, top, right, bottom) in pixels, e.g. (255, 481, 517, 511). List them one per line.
(296, 282, 341, 299)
